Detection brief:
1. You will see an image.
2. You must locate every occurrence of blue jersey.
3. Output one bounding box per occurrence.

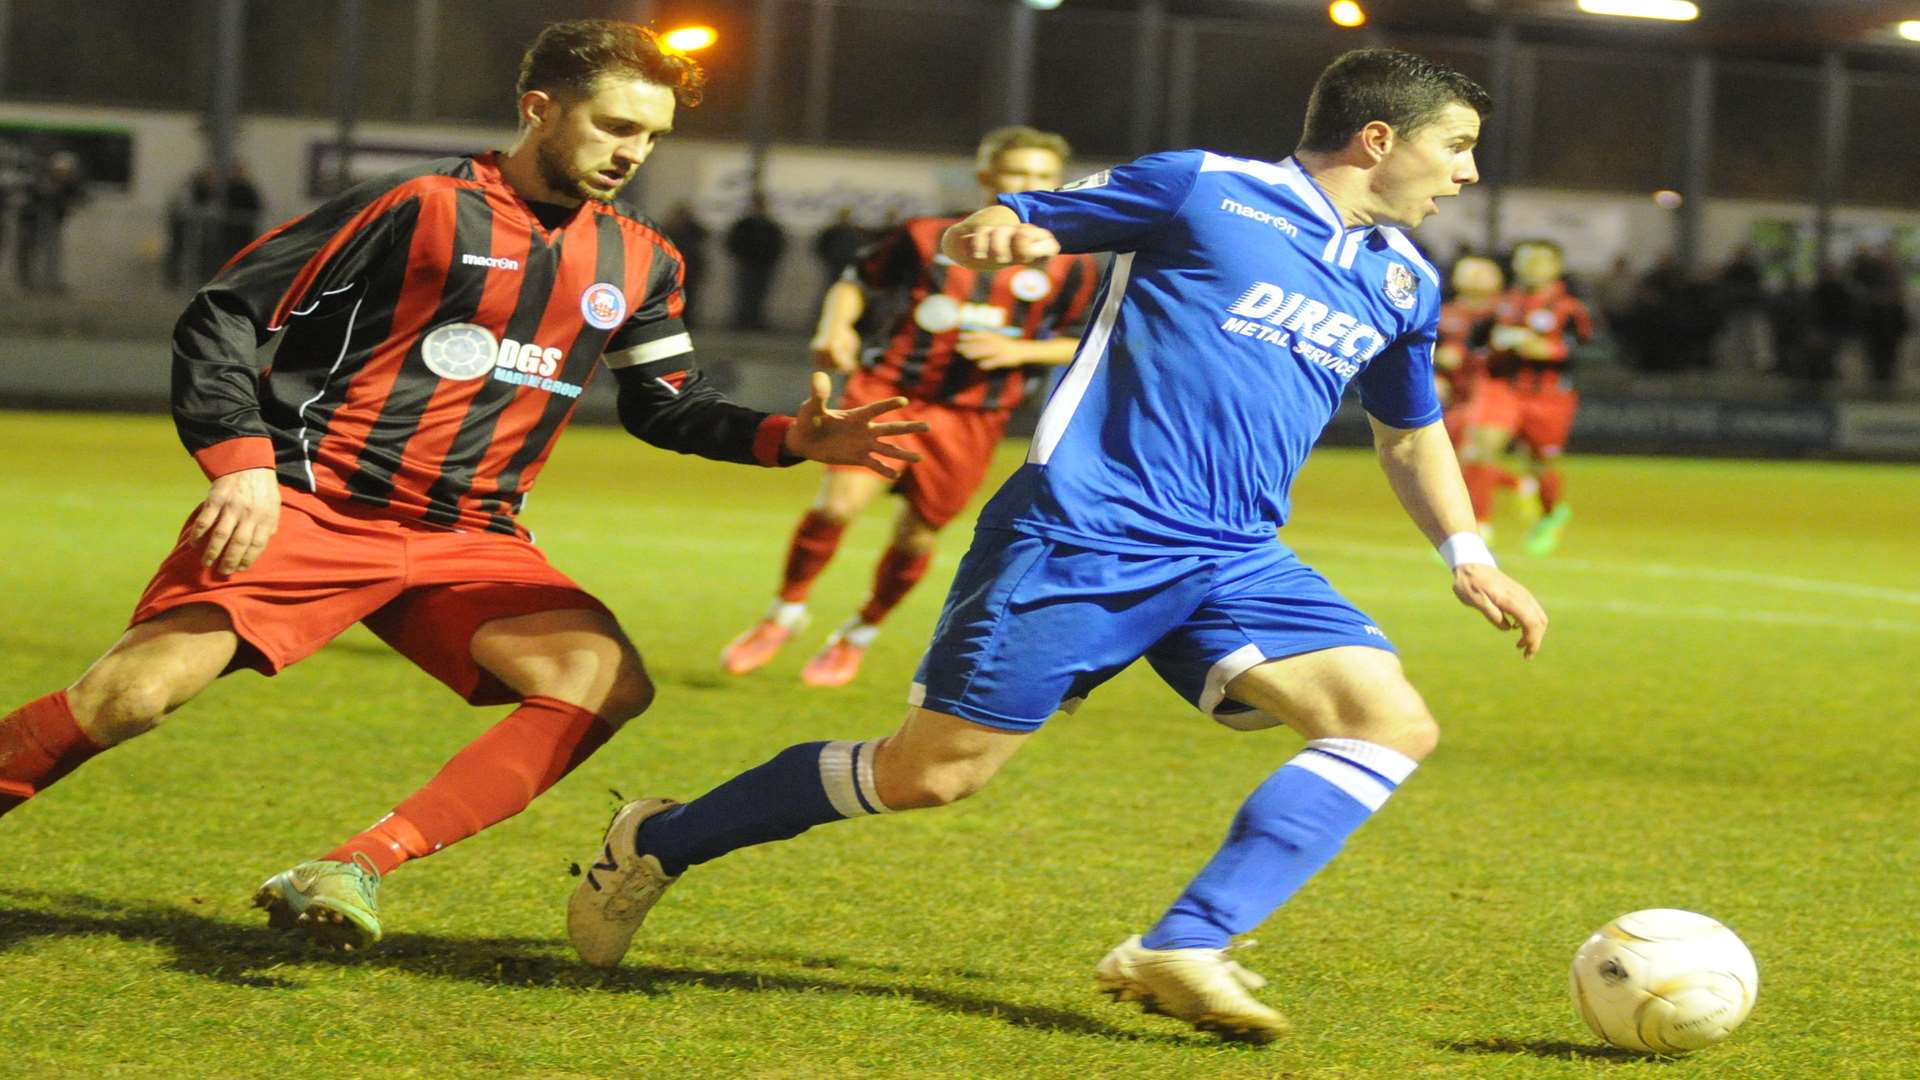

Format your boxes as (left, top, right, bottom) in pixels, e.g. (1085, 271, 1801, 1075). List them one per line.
(980, 150, 1444, 554)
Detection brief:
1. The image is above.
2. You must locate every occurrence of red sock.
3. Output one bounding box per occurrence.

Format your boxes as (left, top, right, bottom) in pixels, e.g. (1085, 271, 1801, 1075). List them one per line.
(1461, 463, 1500, 523)
(1537, 468, 1564, 512)
(0, 691, 103, 817)
(858, 547, 933, 626)
(779, 511, 847, 603)
(325, 696, 613, 875)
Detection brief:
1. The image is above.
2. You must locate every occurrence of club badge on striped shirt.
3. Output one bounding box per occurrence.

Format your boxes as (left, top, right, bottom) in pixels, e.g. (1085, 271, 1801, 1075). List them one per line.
(580, 282, 628, 329)
(1010, 267, 1053, 302)
(420, 322, 501, 381)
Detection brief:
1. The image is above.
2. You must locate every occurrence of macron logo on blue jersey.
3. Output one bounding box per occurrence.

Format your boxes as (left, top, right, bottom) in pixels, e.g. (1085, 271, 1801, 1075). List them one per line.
(1220, 282, 1389, 379)
(1218, 198, 1299, 238)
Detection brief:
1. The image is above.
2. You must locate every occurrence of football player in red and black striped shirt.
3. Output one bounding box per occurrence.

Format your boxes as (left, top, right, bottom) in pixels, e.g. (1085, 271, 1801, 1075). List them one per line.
(0, 20, 922, 950)
(721, 127, 1100, 687)
(1459, 239, 1593, 554)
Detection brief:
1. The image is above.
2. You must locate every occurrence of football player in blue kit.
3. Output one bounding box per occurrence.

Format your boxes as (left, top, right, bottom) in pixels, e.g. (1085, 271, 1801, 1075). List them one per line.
(567, 49, 1548, 1043)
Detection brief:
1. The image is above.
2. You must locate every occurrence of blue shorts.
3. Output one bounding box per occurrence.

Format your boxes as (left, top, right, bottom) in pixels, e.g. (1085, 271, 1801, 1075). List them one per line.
(909, 528, 1394, 733)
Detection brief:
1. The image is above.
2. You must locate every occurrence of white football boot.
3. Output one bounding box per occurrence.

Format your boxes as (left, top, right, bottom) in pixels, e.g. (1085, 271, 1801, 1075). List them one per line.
(567, 797, 681, 968)
(1096, 934, 1291, 1043)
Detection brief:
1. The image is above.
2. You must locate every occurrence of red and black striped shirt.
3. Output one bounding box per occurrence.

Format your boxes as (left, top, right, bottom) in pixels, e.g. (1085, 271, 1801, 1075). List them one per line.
(172, 152, 787, 536)
(851, 216, 1098, 410)
(1486, 281, 1594, 392)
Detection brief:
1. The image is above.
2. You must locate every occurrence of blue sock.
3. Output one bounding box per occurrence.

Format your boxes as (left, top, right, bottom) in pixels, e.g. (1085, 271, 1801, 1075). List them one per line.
(637, 739, 890, 876)
(1140, 738, 1418, 951)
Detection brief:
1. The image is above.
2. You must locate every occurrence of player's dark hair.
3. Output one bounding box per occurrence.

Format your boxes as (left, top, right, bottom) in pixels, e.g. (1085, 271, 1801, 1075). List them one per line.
(517, 20, 706, 110)
(1296, 49, 1491, 154)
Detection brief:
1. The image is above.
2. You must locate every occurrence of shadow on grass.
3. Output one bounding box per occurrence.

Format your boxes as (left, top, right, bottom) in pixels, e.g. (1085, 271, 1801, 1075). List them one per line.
(1442, 1037, 1665, 1063)
(0, 888, 1182, 1044)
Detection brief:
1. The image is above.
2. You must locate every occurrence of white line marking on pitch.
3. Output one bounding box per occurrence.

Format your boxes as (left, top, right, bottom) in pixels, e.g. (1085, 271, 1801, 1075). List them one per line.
(1301, 535, 1920, 607)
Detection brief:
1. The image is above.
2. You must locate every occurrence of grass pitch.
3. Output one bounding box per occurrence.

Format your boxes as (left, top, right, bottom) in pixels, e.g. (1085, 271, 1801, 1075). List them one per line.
(1, 409, 1915, 1078)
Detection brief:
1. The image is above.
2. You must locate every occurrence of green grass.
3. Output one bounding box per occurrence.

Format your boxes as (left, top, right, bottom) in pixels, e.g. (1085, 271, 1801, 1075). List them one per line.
(2, 409, 1916, 1078)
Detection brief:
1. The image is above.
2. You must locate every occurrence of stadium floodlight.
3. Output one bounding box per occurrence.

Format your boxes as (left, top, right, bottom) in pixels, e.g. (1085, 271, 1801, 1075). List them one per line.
(1899, 20, 1920, 42)
(1022, 0, 1065, 10)
(1575, 0, 1699, 21)
(661, 25, 718, 52)
(1329, 1, 1367, 28)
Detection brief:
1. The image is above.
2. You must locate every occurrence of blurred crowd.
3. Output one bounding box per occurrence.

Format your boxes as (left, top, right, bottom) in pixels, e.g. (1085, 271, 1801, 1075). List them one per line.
(163, 164, 264, 287)
(1567, 246, 1913, 392)
(659, 196, 897, 332)
(0, 148, 88, 293)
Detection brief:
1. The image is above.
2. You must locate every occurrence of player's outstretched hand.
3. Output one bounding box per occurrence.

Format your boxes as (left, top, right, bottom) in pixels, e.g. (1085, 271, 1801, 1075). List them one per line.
(963, 222, 1060, 267)
(1452, 564, 1548, 658)
(191, 467, 281, 576)
(956, 331, 1023, 370)
(784, 371, 929, 480)
(810, 323, 860, 373)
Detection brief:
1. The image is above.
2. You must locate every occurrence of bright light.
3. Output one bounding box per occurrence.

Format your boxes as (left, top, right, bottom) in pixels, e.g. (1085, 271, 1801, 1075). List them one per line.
(1576, 0, 1699, 21)
(1329, 1, 1367, 28)
(661, 25, 717, 53)
(1022, 0, 1065, 10)
(1652, 189, 1684, 209)
(1899, 20, 1920, 42)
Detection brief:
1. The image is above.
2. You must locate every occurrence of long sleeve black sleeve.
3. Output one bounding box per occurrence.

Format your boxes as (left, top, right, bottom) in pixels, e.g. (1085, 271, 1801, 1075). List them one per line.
(612, 359, 798, 468)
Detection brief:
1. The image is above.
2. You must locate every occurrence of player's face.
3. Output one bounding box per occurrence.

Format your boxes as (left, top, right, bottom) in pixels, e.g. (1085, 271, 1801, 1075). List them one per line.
(533, 77, 676, 203)
(1373, 102, 1481, 227)
(1451, 256, 1503, 299)
(979, 148, 1065, 197)
(1512, 244, 1564, 288)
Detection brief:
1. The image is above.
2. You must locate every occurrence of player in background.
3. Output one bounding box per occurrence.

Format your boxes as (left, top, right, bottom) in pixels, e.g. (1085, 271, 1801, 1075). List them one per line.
(1436, 253, 1528, 534)
(568, 49, 1546, 1043)
(1458, 239, 1592, 554)
(1436, 254, 1502, 444)
(0, 20, 921, 951)
(720, 127, 1098, 687)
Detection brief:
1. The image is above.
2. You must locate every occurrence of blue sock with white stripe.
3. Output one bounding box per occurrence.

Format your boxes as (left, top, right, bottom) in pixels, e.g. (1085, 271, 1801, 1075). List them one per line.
(1140, 738, 1417, 951)
(635, 739, 889, 876)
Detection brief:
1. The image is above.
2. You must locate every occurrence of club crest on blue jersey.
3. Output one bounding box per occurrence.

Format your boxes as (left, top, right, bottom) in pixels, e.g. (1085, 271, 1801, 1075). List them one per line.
(580, 282, 628, 329)
(1383, 263, 1418, 310)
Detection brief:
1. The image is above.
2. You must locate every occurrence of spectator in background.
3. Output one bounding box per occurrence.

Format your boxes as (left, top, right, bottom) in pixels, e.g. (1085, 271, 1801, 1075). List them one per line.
(218, 165, 265, 268)
(660, 202, 709, 327)
(1593, 254, 1639, 358)
(812, 206, 869, 295)
(726, 191, 786, 330)
(1851, 247, 1910, 391)
(0, 152, 24, 287)
(16, 150, 85, 293)
(1714, 246, 1773, 372)
(1804, 262, 1858, 386)
(165, 167, 218, 288)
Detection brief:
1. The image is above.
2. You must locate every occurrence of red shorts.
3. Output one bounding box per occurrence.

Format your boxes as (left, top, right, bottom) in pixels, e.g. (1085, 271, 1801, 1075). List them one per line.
(828, 372, 1012, 529)
(1461, 378, 1579, 457)
(130, 488, 611, 705)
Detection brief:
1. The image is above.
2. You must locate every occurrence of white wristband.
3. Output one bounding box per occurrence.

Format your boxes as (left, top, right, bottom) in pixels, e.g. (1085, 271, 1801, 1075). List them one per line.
(1438, 532, 1496, 570)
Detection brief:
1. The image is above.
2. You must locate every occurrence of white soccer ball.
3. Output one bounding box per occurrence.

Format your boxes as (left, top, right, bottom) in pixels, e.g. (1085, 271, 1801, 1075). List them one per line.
(1569, 908, 1758, 1054)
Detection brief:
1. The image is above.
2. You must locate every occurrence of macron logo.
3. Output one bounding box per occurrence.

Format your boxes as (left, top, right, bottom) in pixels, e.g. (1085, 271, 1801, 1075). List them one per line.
(1220, 198, 1299, 237)
(462, 253, 521, 271)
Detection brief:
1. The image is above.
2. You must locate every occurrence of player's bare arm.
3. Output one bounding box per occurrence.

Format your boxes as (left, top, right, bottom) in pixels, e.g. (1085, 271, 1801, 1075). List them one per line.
(190, 467, 282, 576)
(940, 205, 1061, 270)
(785, 371, 928, 480)
(957, 332, 1081, 370)
(1368, 416, 1548, 656)
(810, 280, 866, 373)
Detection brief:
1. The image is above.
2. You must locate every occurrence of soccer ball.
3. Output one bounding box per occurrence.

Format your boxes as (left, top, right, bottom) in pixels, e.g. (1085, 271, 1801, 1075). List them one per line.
(1569, 908, 1758, 1054)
